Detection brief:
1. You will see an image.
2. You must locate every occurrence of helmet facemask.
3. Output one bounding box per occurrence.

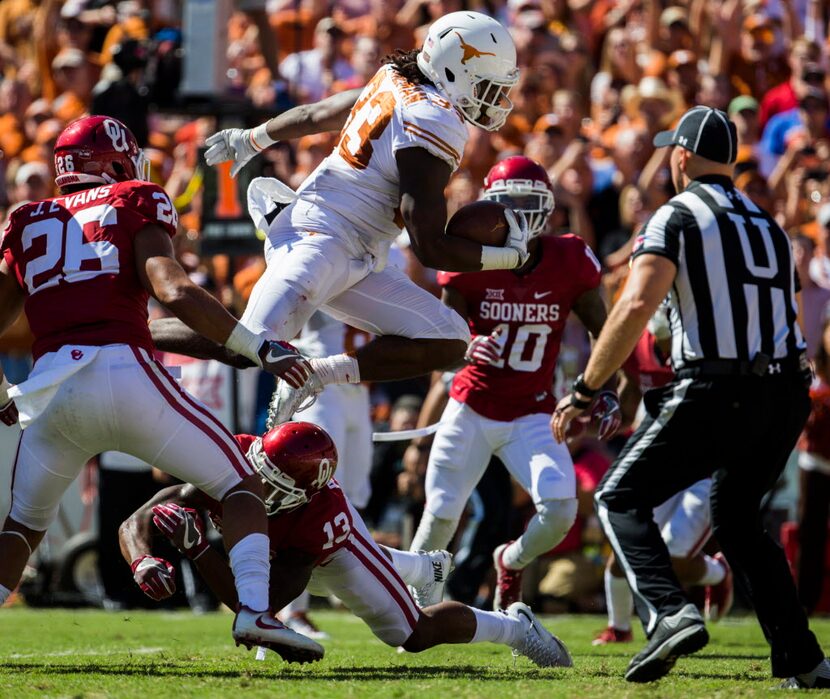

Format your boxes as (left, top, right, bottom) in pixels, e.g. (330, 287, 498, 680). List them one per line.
(484, 181, 554, 238)
(460, 73, 518, 131)
(247, 438, 309, 515)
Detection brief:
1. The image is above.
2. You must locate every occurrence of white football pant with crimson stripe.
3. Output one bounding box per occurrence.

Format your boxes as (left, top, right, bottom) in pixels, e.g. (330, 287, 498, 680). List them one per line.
(652, 478, 712, 557)
(8, 344, 252, 531)
(307, 501, 421, 646)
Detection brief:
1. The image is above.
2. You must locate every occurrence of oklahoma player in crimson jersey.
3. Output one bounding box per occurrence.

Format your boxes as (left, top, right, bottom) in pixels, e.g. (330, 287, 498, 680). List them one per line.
(0, 115, 328, 660)
(594, 310, 732, 646)
(410, 156, 617, 611)
(120, 422, 572, 668)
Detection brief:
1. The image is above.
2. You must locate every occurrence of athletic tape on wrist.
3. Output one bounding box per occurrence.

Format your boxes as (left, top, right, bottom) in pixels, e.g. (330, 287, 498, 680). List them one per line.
(225, 323, 263, 365)
(249, 123, 276, 151)
(480, 245, 520, 270)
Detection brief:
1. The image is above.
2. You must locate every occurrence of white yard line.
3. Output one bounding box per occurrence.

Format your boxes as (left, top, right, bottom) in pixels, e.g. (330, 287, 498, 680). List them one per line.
(5, 646, 165, 659)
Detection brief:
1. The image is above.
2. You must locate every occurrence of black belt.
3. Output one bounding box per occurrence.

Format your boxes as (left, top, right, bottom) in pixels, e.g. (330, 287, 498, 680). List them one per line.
(675, 352, 810, 379)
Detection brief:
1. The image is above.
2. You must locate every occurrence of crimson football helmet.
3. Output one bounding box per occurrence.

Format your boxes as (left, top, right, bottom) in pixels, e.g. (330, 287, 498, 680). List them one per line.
(54, 115, 149, 189)
(482, 155, 554, 238)
(247, 422, 338, 515)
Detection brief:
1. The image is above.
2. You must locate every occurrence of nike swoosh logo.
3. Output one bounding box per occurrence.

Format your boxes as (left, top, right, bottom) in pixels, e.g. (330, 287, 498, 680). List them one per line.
(255, 616, 287, 631)
(533, 291, 552, 300)
(182, 518, 196, 549)
(266, 349, 294, 364)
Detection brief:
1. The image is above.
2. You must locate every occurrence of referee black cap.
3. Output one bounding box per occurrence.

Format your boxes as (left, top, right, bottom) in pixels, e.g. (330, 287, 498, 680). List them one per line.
(653, 106, 738, 164)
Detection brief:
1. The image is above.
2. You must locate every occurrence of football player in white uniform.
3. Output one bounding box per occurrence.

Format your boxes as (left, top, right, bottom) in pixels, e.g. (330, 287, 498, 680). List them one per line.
(196, 12, 527, 421)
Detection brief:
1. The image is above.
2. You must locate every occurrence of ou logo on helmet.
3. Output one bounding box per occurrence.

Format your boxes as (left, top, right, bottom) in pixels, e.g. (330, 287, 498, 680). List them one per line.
(104, 119, 130, 152)
(311, 458, 334, 489)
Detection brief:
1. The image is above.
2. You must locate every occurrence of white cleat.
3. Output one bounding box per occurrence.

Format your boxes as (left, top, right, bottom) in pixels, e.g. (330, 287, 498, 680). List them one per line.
(409, 550, 453, 608)
(266, 373, 323, 427)
(284, 612, 330, 640)
(507, 602, 572, 668)
(232, 606, 324, 664)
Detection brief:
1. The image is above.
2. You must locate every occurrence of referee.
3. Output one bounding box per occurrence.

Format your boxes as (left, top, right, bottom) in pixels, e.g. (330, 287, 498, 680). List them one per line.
(552, 106, 828, 686)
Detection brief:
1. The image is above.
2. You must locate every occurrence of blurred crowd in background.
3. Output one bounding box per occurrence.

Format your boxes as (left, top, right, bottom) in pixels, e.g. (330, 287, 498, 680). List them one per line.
(4, 0, 830, 616)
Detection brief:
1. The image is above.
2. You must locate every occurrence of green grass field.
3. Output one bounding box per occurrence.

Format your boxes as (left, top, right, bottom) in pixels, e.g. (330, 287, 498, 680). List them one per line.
(1, 608, 827, 698)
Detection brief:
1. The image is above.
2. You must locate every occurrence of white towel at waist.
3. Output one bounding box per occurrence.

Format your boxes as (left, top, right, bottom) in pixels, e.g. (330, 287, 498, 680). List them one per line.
(8, 345, 101, 428)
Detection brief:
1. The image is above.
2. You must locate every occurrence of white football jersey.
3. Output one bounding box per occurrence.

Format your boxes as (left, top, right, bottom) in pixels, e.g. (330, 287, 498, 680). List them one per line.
(270, 65, 469, 264)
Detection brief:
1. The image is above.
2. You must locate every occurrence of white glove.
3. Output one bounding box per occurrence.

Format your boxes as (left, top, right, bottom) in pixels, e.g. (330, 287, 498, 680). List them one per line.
(205, 126, 272, 177)
(504, 208, 530, 268)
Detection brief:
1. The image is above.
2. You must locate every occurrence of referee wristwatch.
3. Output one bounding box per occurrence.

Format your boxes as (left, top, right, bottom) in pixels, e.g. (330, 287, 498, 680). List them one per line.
(570, 373, 598, 409)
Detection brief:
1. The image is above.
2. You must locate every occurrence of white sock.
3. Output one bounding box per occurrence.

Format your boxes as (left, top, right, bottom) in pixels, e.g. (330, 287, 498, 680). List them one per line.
(388, 549, 431, 586)
(281, 589, 310, 616)
(0, 583, 11, 605)
(310, 354, 360, 385)
(410, 512, 458, 553)
(471, 608, 525, 647)
(606, 568, 633, 631)
(228, 533, 270, 612)
(696, 555, 726, 586)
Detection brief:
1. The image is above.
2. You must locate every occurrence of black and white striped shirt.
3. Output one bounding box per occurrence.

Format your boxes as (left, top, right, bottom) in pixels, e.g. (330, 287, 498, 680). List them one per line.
(632, 174, 805, 370)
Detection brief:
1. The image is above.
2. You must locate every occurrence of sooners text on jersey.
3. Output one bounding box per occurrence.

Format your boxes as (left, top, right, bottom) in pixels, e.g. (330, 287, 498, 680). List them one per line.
(1, 180, 177, 359)
(439, 234, 601, 421)
(208, 434, 354, 565)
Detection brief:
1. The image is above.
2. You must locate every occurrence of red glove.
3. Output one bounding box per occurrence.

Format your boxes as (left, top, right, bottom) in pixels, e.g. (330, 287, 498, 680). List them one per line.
(152, 503, 210, 560)
(131, 555, 176, 601)
(591, 390, 622, 441)
(464, 330, 504, 366)
(257, 340, 314, 389)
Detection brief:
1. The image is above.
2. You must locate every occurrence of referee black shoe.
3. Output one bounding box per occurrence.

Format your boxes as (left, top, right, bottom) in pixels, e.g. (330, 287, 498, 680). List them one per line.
(625, 604, 709, 683)
(778, 658, 830, 689)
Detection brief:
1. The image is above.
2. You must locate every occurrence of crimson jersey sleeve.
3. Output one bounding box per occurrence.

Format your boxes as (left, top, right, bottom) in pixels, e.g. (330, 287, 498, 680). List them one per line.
(233, 433, 257, 454)
(266, 481, 352, 564)
(112, 181, 178, 239)
(563, 234, 602, 297)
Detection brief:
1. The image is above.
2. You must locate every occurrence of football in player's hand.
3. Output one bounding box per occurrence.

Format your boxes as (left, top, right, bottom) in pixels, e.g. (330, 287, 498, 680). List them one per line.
(446, 200, 509, 246)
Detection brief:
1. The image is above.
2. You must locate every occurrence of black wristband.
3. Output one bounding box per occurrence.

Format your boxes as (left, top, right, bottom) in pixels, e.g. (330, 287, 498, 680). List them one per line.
(573, 373, 599, 399)
(570, 393, 592, 410)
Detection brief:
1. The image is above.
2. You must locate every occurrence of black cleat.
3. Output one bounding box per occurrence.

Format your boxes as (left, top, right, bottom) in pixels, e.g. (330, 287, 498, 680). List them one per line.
(625, 603, 709, 683)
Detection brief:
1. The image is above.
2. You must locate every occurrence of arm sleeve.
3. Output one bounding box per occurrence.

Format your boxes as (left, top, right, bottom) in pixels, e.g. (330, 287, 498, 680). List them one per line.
(391, 99, 468, 171)
(568, 235, 602, 295)
(631, 204, 682, 266)
(116, 182, 178, 238)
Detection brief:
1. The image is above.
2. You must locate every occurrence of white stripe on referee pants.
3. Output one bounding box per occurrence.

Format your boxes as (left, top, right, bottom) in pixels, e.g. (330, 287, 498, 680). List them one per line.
(595, 378, 692, 635)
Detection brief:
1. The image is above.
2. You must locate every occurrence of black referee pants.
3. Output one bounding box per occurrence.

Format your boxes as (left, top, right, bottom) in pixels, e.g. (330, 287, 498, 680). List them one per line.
(595, 374, 824, 677)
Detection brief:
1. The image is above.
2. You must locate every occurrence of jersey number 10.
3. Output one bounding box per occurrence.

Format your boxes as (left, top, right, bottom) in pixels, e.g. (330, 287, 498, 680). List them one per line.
(489, 323, 553, 373)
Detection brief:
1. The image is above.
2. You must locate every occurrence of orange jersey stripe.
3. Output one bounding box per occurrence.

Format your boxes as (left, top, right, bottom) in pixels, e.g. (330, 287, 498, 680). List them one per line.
(402, 122, 460, 162)
(402, 121, 460, 160)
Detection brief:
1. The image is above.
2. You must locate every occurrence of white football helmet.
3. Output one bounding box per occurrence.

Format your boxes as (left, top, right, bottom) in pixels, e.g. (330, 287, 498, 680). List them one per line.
(417, 12, 519, 131)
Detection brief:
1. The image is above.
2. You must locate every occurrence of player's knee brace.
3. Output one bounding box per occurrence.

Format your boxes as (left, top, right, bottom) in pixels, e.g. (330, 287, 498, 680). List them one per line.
(536, 497, 578, 544)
